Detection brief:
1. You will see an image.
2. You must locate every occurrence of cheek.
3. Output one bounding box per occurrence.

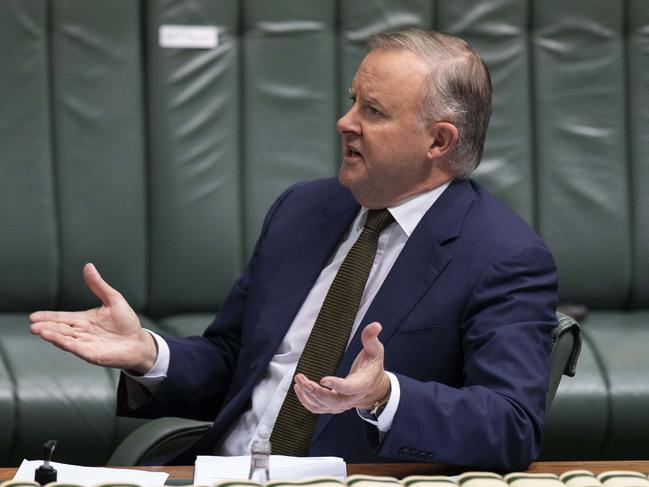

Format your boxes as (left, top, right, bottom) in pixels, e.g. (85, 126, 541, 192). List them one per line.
(394, 132, 430, 159)
(363, 123, 425, 170)
(370, 135, 415, 169)
(364, 130, 399, 160)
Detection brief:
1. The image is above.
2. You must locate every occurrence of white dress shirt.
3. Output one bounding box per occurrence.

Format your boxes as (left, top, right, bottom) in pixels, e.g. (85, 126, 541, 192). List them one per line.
(126, 181, 450, 455)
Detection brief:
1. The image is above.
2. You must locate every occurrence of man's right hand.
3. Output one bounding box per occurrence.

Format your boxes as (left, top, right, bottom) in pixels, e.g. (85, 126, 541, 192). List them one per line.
(29, 263, 158, 374)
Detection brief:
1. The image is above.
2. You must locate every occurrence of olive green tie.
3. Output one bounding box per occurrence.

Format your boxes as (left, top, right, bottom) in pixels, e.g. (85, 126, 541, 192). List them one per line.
(270, 209, 395, 456)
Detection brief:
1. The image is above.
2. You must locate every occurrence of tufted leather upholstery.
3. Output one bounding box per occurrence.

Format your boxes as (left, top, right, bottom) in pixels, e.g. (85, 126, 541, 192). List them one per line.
(0, 0, 646, 466)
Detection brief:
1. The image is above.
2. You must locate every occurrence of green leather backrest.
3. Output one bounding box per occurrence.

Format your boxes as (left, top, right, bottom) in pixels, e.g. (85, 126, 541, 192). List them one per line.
(440, 0, 535, 225)
(1, 1, 648, 313)
(534, 1, 631, 308)
(629, 0, 649, 308)
(243, 0, 339, 255)
(52, 0, 148, 311)
(145, 1, 242, 316)
(0, 0, 57, 311)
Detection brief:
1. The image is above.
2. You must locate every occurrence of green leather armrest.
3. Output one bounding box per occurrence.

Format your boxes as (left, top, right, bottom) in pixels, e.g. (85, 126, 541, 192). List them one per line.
(107, 417, 212, 466)
(547, 312, 582, 409)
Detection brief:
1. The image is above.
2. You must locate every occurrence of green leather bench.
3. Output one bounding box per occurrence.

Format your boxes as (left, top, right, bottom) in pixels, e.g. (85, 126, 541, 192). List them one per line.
(0, 0, 646, 467)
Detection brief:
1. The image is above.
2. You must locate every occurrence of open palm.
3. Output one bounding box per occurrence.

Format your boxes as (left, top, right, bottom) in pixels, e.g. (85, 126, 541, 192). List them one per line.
(29, 263, 156, 373)
(293, 322, 391, 413)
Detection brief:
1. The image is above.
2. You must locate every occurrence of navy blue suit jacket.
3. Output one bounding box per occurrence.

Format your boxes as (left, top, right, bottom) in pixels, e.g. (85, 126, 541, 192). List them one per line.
(118, 177, 558, 470)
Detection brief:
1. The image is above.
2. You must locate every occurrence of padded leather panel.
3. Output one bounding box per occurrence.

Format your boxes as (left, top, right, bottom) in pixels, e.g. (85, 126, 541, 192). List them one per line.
(540, 335, 607, 460)
(243, 0, 337, 254)
(533, 0, 631, 307)
(629, 1, 649, 307)
(0, 0, 58, 310)
(584, 311, 649, 459)
(0, 314, 116, 465)
(52, 0, 147, 311)
(438, 0, 534, 225)
(338, 0, 433, 115)
(146, 0, 243, 316)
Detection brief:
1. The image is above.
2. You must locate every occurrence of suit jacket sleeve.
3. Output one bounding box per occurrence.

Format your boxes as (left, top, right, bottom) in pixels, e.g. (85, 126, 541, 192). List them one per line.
(116, 183, 303, 420)
(376, 242, 557, 471)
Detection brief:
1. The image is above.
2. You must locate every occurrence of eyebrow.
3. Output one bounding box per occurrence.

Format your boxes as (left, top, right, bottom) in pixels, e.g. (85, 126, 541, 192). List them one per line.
(348, 86, 390, 111)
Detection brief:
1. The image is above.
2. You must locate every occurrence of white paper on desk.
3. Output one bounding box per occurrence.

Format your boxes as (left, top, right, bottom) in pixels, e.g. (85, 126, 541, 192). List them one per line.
(14, 459, 168, 487)
(194, 455, 346, 485)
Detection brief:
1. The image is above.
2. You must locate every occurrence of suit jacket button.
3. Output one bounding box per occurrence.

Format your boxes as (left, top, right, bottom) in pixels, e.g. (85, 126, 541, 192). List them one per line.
(408, 450, 417, 459)
(399, 448, 408, 456)
(426, 453, 434, 461)
(417, 451, 426, 460)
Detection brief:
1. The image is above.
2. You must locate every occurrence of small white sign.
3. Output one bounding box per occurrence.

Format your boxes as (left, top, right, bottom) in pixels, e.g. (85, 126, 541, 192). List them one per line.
(159, 25, 219, 49)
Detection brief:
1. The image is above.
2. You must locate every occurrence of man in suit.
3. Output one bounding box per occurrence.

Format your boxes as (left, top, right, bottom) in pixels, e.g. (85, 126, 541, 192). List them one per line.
(30, 29, 557, 470)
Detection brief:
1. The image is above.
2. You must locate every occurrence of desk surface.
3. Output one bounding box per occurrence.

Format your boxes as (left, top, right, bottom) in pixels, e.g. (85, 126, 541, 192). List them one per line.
(3, 461, 649, 482)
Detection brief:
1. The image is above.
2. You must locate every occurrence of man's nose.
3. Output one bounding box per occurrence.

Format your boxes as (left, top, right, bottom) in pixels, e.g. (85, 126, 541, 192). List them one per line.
(336, 107, 360, 135)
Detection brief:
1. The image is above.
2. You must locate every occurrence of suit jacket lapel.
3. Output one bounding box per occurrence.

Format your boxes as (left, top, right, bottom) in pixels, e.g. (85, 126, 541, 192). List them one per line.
(247, 191, 360, 377)
(310, 178, 476, 444)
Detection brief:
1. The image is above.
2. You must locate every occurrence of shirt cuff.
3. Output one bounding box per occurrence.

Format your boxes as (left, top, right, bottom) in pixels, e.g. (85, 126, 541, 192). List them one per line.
(123, 329, 169, 394)
(356, 372, 401, 433)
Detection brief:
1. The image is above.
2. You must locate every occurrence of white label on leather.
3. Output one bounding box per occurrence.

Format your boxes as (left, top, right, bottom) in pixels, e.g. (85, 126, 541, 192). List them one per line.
(159, 25, 218, 49)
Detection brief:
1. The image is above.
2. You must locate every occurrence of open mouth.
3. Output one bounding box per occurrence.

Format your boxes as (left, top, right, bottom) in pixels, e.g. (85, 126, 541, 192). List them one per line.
(345, 146, 363, 159)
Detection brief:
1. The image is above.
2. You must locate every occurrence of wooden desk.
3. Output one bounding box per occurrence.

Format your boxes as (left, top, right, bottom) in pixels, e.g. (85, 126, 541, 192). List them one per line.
(2, 461, 649, 483)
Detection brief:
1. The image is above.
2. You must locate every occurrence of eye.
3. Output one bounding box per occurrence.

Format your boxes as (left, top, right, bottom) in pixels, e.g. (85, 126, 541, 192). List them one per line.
(348, 94, 356, 105)
(367, 106, 382, 117)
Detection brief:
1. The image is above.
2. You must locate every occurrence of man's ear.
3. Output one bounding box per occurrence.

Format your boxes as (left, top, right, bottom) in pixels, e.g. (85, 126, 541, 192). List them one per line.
(426, 122, 459, 160)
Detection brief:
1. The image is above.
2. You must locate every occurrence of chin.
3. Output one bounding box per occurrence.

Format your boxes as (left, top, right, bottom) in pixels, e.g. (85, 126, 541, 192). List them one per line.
(340, 181, 376, 207)
(338, 168, 383, 206)
(339, 163, 365, 184)
(338, 168, 353, 188)
(338, 174, 362, 196)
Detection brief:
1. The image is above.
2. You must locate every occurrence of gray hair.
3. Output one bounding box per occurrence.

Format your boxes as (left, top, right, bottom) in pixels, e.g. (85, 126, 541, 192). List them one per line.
(367, 29, 492, 176)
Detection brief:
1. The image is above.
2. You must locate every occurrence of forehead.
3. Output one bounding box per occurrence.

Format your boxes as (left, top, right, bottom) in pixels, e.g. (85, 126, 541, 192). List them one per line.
(351, 49, 430, 100)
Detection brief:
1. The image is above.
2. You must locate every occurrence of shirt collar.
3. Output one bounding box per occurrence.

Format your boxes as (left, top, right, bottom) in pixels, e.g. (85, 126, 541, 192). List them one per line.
(358, 180, 452, 237)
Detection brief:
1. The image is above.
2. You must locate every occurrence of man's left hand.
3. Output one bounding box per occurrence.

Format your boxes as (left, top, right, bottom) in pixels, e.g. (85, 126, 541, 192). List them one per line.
(293, 321, 391, 414)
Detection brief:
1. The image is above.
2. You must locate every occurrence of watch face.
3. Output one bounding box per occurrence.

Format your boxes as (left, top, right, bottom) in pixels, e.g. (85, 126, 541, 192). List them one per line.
(376, 404, 387, 418)
(370, 397, 389, 418)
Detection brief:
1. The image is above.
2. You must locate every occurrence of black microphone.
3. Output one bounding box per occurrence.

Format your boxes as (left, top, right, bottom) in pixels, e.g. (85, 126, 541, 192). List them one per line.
(35, 439, 57, 486)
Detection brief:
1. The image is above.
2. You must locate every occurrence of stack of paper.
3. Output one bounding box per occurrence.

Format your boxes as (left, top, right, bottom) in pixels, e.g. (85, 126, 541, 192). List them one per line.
(194, 455, 347, 485)
(13, 459, 169, 487)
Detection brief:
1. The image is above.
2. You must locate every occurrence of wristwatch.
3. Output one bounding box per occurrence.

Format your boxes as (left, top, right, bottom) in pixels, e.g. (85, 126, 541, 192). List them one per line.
(369, 392, 391, 419)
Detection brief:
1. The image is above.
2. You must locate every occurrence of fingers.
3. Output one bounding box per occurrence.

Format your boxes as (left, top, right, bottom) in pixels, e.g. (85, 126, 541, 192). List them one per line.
(320, 373, 365, 396)
(360, 321, 384, 359)
(35, 328, 84, 358)
(294, 383, 323, 413)
(83, 263, 121, 306)
(30, 264, 122, 320)
(295, 382, 329, 411)
(311, 323, 387, 408)
(294, 375, 350, 414)
(30, 320, 83, 338)
(30, 310, 85, 324)
(30, 309, 93, 334)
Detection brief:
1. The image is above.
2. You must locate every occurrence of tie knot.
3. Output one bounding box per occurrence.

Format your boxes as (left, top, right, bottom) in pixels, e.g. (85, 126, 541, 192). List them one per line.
(364, 209, 394, 233)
